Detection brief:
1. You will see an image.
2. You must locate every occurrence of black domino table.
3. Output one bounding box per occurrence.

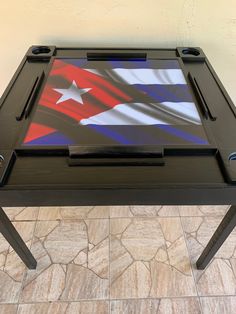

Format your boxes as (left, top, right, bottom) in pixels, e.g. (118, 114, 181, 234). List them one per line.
(0, 46, 236, 270)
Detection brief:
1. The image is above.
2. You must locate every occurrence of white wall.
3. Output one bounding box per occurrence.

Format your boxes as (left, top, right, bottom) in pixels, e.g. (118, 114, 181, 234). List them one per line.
(0, 0, 235, 103)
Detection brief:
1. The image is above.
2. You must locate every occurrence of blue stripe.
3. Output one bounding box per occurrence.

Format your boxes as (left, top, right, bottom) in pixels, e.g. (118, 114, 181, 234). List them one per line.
(88, 125, 211, 145)
(88, 125, 168, 145)
(109, 59, 181, 69)
(24, 132, 75, 146)
(24, 125, 208, 146)
(133, 84, 193, 103)
(62, 58, 88, 68)
(57, 58, 181, 70)
(61, 59, 182, 70)
(88, 125, 133, 144)
(156, 125, 208, 145)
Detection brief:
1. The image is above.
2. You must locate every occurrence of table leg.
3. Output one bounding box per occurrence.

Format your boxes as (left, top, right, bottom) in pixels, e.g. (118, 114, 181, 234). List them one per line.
(196, 205, 236, 270)
(0, 207, 37, 269)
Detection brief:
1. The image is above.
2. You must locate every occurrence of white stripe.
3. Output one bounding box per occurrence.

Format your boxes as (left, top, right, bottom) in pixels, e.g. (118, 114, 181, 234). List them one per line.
(112, 69, 187, 85)
(79, 102, 200, 126)
(158, 102, 201, 124)
(84, 69, 102, 76)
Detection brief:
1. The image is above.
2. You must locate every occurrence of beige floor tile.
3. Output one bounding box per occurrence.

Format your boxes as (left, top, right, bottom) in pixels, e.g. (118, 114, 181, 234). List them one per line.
(3, 222, 35, 282)
(178, 205, 229, 217)
(34, 220, 60, 238)
(149, 260, 197, 297)
(177, 206, 202, 217)
(66, 301, 109, 313)
(167, 236, 192, 275)
(158, 297, 201, 314)
(23, 238, 52, 286)
(182, 216, 236, 296)
(4, 241, 31, 282)
(156, 206, 179, 217)
(0, 221, 35, 256)
(87, 238, 109, 278)
(197, 259, 236, 295)
(110, 235, 133, 283)
(0, 232, 9, 273)
(109, 206, 133, 218)
(37, 207, 63, 220)
(201, 296, 236, 314)
(230, 258, 236, 276)
(111, 298, 201, 314)
(110, 218, 131, 235)
(61, 264, 108, 300)
(38, 206, 109, 220)
(200, 218, 236, 258)
(9, 222, 36, 248)
(0, 304, 17, 314)
(3, 206, 236, 313)
(34, 219, 108, 265)
(111, 299, 160, 314)
(110, 206, 179, 218)
(0, 233, 9, 255)
(87, 206, 110, 219)
(0, 253, 6, 270)
(110, 217, 196, 298)
(44, 220, 88, 264)
(17, 302, 68, 314)
(158, 218, 182, 243)
(74, 251, 87, 266)
(129, 206, 162, 217)
(111, 261, 152, 298)
(120, 219, 165, 260)
(2, 207, 39, 221)
(20, 218, 109, 302)
(0, 222, 35, 303)
(0, 270, 22, 303)
(20, 264, 65, 302)
(85, 219, 109, 246)
(182, 216, 236, 261)
(197, 205, 230, 216)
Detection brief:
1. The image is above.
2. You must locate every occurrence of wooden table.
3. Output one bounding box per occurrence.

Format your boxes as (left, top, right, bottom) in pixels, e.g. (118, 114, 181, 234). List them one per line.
(0, 46, 236, 270)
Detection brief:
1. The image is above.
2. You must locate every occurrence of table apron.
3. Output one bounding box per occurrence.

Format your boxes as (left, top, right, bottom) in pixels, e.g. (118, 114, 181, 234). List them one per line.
(0, 187, 235, 206)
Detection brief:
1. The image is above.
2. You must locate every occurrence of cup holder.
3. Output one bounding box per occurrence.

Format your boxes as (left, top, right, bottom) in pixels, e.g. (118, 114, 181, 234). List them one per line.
(32, 46, 51, 55)
(229, 152, 236, 161)
(182, 48, 200, 56)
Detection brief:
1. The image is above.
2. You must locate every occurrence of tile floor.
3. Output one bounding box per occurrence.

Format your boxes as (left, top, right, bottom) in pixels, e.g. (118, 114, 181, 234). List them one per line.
(0, 206, 236, 313)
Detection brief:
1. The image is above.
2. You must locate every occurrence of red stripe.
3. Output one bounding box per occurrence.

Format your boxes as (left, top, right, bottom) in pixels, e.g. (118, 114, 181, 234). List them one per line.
(24, 123, 56, 143)
(37, 59, 133, 122)
(40, 84, 121, 121)
(51, 59, 131, 100)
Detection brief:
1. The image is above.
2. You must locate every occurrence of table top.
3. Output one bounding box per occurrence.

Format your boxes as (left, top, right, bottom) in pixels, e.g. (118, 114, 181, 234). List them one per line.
(22, 58, 208, 147)
(0, 46, 236, 206)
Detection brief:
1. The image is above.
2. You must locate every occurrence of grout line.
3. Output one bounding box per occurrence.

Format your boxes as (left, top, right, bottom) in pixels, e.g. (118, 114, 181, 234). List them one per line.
(198, 296, 204, 314)
(37, 217, 110, 221)
(1, 294, 235, 306)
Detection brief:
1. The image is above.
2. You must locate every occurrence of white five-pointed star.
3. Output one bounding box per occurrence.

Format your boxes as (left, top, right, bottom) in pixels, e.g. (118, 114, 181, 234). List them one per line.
(54, 80, 91, 105)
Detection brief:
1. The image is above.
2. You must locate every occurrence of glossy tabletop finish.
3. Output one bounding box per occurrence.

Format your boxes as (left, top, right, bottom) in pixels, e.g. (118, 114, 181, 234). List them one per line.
(0, 46, 236, 206)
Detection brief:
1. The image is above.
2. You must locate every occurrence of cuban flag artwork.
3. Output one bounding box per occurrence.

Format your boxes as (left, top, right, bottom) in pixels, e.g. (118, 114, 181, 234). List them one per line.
(22, 58, 209, 146)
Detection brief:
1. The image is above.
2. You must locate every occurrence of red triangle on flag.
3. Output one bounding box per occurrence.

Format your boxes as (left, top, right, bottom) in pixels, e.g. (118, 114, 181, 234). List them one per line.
(24, 123, 56, 143)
